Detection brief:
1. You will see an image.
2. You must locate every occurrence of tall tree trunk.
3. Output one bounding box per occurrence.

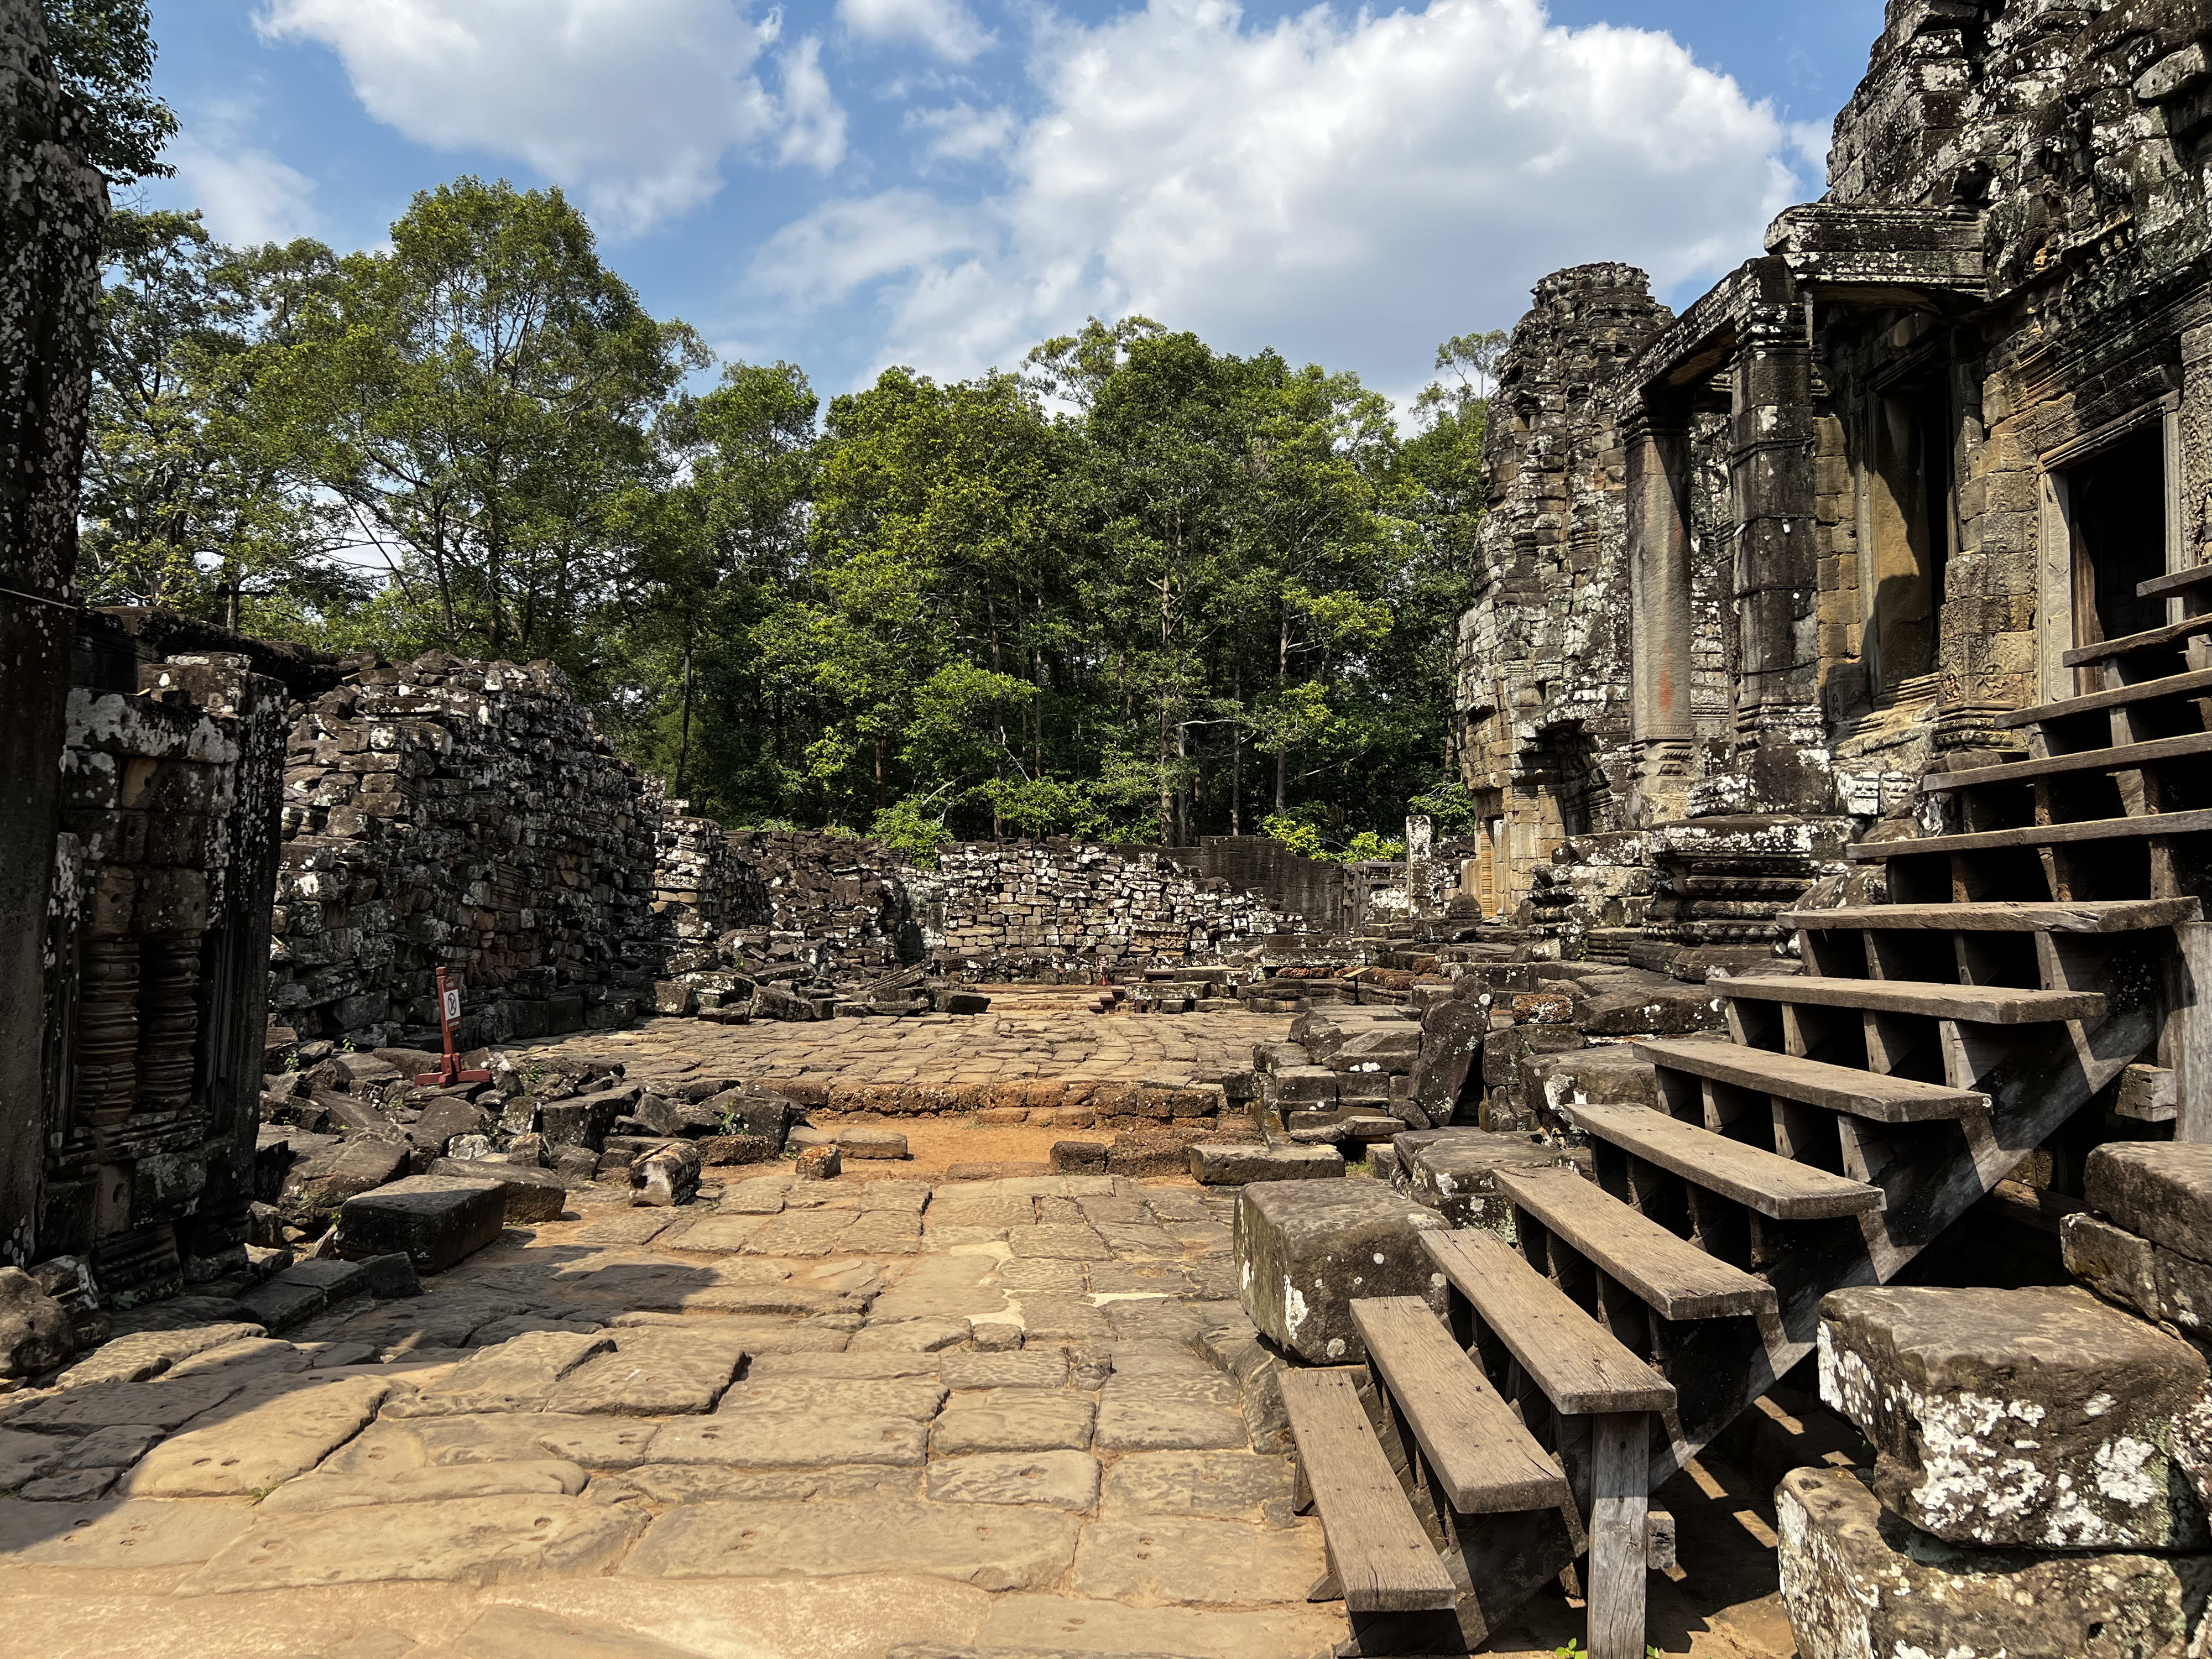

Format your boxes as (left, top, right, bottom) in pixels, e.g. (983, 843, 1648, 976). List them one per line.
(874, 733, 887, 811)
(1275, 604, 1290, 813)
(988, 593, 1004, 839)
(1232, 658, 1242, 836)
(674, 639, 693, 798)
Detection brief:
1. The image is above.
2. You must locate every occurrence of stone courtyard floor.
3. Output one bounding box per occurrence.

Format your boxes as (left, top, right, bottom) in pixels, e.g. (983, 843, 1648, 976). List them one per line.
(0, 1032, 1831, 1657)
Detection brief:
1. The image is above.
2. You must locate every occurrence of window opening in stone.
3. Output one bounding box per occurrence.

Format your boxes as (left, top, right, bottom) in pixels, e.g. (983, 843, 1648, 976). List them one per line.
(1864, 373, 1953, 695)
(2064, 425, 2167, 650)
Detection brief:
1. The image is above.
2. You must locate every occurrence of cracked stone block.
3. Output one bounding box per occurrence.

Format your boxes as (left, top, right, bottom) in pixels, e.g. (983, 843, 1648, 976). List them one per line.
(1818, 1285, 2212, 1549)
(426, 1157, 568, 1223)
(2063, 1212, 2212, 1337)
(1188, 1143, 1343, 1185)
(1778, 1466, 2212, 1659)
(1388, 1128, 1574, 1232)
(1235, 1180, 1446, 1364)
(2087, 1142, 2212, 1264)
(334, 1175, 506, 1273)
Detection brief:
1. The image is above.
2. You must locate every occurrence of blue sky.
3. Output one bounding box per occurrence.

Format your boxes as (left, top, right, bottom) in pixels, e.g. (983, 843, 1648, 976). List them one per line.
(141, 0, 1886, 414)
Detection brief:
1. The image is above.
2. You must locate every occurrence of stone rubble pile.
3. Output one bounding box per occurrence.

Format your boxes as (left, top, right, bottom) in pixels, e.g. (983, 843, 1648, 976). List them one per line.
(268, 653, 661, 1050)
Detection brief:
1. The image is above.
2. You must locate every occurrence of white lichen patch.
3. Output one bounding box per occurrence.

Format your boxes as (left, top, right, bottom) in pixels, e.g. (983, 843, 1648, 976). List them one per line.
(1282, 1280, 1308, 1338)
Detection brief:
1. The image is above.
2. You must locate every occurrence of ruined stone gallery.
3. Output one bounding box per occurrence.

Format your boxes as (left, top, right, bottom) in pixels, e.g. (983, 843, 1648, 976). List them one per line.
(8, 2, 2212, 1657)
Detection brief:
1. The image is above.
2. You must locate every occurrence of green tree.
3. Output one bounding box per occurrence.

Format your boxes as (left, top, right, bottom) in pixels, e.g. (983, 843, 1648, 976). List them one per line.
(44, 0, 175, 183)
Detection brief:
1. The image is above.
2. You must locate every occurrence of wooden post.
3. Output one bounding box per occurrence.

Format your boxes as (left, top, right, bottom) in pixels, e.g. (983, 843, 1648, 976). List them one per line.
(2171, 921, 2212, 1143)
(1585, 1411, 1649, 1659)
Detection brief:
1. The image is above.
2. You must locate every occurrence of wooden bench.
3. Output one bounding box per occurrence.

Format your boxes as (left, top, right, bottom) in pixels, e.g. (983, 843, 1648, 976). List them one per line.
(1278, 1367, 1457, 1614)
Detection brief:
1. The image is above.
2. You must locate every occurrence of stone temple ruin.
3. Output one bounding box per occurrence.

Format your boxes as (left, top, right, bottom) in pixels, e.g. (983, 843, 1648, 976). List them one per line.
(9, 1, 2212, 1656)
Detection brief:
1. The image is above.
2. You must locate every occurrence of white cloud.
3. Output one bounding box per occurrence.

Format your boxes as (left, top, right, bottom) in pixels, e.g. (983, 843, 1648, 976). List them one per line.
(755, 0, 1814, 394)
(838, 0, 994, 64)
(904, 100, 1016, 163)
(167, 135, 323, 243)
(258, 0, 844, 234)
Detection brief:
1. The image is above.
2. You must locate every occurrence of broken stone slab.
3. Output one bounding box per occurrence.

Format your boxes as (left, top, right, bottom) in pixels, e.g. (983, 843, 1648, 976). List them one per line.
(632, 1140, 703, 1207)
(1094, 1372, 1248, 1452)
(1068, 1515, 1326, 1606)
(542, 1326, 748, 1415)
(1777, 1466, 2212, 1659)
(334, 1175, 507, 1272)
(181, 1494, 646, 1592)
(1819, 1285, 2212, 1549)
(1408, 999, 1486, 1126)
(2064, 1211, 2212, 1338)
(931, 1387, 1095, 1454)
(926, 1449, 1100, 1511)
(1389, 1128, 1576, 1232)
(1188, 1143, 1343, 1185)
(795, 1144, 842, 1180)
(55, 1322, 264, 1389)
(618, 1498, 1075, 1590)
(124, 1375, 392, 1498)
(837, 1126, 910, 1160)
(427, 1157, 569, 1223)
(383, 1330, 615, 1417)
(257, 1458, 588, 1516)
(1235, 1180, 1448, 1364)
(2086, 1142, 2212, 1264)
(278, 1136, 410, 1226)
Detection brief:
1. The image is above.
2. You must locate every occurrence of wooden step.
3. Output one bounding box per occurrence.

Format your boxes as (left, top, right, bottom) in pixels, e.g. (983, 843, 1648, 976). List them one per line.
(1922, 732, 2212, 792)
(1494, 1168, 1778, 1322)
(1422, 1230, 1675, 1415)
(1844, 810, 2212, 862)
(2063, 611, 2212, 667)
(1780, 899, 2201, 933)
(1636, 1036, 1989, 1123)
(1279, 1367, 1459, 1613)
(2138, 562, 2212, 601)
(1564, 1100, 1885, 1220)
(1349, 1297, 1574, 1515)
(1992, 666, 2212, 729)
(1714, 973, 2104, 1025)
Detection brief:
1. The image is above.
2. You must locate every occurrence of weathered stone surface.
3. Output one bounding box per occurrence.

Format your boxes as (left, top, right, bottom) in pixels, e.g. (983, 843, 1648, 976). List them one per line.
(54, 1321, 263, 1389)
(278, 1138, 411, 1225)
(1189, 1143, 1342, 1185)
(631, 1140, 702, 1207)
(658, 1214, 769, 1254)
(258, 1458, 588, 1515)
(1235, 1180, 1447, 1364)
(183, 1494, 646, 1591)
(428, 1157, 570, 1223)
(838, 1126, 910, 1160)
(384, 1330, 614, 1417)
(1099, 1449, 1295, 1521)
(618, 1499, 1077, 1590)
(1389, 1128, 1573, 1232)
(849, 1317, 971, 1353)
(2086, 1143, 2212, 1265)
(0, 1267, 76, 1379)
(1819, 1285, 2211, 1548)
(0, 1373, 242, 1433)
(124, 1375, 390, 1497)
(0, 1496, 257, 1567)
(926, 1449, 1100, 1511)
(2064, 1211, 2212, 1338)
(1778, 1466, 2212, 1659)
(615, 1462, 924, 1504)
(745, 1351, 941, 1381)
(335, 1175, 507, 1272)
(1009, 1224, 1109, 1261)
(1068, 1516, 1323, 1606)
(1094, 1372, 1247, 1452)
(544, 1326, 748, 1415)
(795, 1144, 841, 1180)
(931, 1387, 1094, 1454)
(1408, 998, 1486, 1125)
(940, 1350, 1067, 1390)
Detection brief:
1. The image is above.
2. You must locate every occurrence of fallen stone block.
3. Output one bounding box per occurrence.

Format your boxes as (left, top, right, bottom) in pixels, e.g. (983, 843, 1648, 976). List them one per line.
(1389, 1128, 1575, 1232)
(838, 1126, 910, 1160)
(1236, 1180, 1446, 1364)
(1819, 1284, 2212, 1549)
(278, 1136, 410, 1226)
(427, 1157, 569, 1222)
(333, 1175, 507, 1274)
(795, 1144, 841, 1180)
(1777, 1465, 2212, 1659)
(2063, 1211, 2212, 1337)
(1050, 1140, 1108, 1175)
(631, 1141, 703, 1207)
(2087, 1142, 2212, 1262)
(0, 1269, 79, 1381)
(1188, 1143, 1343, 1185)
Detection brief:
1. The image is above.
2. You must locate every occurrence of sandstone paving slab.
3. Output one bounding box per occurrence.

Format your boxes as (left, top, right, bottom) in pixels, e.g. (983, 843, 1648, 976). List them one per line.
(54, 1322, 265, 1389)
(994, 1259, 1087, 1294)
(260, 1459, 589, 1516)
(941, 1350, 1070, 1390)
(449, 1602, 708, 1659)
(531, 1416, 666, 1469)
(124, 1375, 392, 1498)
(843, 1214, 924, 1255)
(653, 1411, 929, 1468)
(544, 1327, 748, 1415)
(618, 1499, 1077, 1591)
(1102, 1343, 1213, 1378)
(163, 1337, 310, 1380)
(1094, 1374, 1248, 1452)
(655, 1216, 770, 1254)
(181, 1494, 646, 1592)
(1088, 1263, 1192, 1296)
(1011, 1225, 1111, 1261)
(1096, 1225, 1187, 1260)
(0, 1495, 257, 1567)
(931, 1387, 1094, 1454)
(973, 1594, 1344, 1659)
(1013, 1295, 1113, 1343)
(719, 1178, 791, 1215)
(0, 1373, 243, 1434)
(1099, 1452, 1296, 1523)
(857, 1182, 931, 1213)
(468, 1315, 607, 1347)
(322, 1412, 617, 1475)
(611, 1463, 925, 1505)
(1069, 1516, 1326, 1607)
(744, 1352, 941, 1380)
(744, 1211, 855, 1256)
(927, 1450, 1100, 1512)
(572, 1213, 679, 1246)
(849, 1317, 971, 1353)
(0, 1428, 64, 1488)
(869, 1281, 1014, 1323)
(639, 1317, 849, 1355)
(385, 1331, 613, 1417)
(926, 1197, 1035, 1233)
(717, 1376, 947, 1418)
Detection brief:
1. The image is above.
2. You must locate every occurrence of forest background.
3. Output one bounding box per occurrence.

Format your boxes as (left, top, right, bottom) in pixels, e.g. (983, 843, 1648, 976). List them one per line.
(75, 6, 1500, 860)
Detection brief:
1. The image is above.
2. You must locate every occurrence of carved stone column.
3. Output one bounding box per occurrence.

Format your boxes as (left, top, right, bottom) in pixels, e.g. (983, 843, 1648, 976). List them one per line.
(1626, 398, 1696, 825)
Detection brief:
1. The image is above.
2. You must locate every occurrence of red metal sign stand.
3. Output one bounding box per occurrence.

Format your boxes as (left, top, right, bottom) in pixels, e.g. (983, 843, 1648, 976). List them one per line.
(413, 967, 493, 1087)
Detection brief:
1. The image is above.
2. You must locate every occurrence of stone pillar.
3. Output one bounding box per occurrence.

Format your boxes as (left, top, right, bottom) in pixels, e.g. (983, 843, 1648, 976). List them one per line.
(1730, 283, 1834, 816)
(0, 3, 107, 1264)
(1625, 400, 1695, 825)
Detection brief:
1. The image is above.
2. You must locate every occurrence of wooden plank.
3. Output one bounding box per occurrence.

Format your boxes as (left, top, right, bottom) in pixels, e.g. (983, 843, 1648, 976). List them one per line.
(1783, 899, 2201, 933)
(2174, 921, 2212, 1145)
(1922, 733, 2212, 793)
(1277, 1368, 1458, 1613)
(1494, 1169, 1777, 1322)
(2063, 611, 2212, 667)
(1585, 1412, 1650, 1659)
(1992, 666, 2212, 729)
(1563, 1100, 1884, 1219)
(2138, 563, 2212, 601)
(1712, 974, 2104, 1025)
(1349, 1297, 1572, 1516)
(1422, 1230, 1674, 1415)
(1846, 810, 2212, 862)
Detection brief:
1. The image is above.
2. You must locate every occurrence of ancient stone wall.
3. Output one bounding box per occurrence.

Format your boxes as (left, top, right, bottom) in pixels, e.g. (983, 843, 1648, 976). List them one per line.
(269, 652, 661, 1051)
(722, 830, 916, 979)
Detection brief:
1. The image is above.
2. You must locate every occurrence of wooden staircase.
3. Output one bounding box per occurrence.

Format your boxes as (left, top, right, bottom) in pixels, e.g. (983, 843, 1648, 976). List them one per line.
(1282, 563, 2212, 1658)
